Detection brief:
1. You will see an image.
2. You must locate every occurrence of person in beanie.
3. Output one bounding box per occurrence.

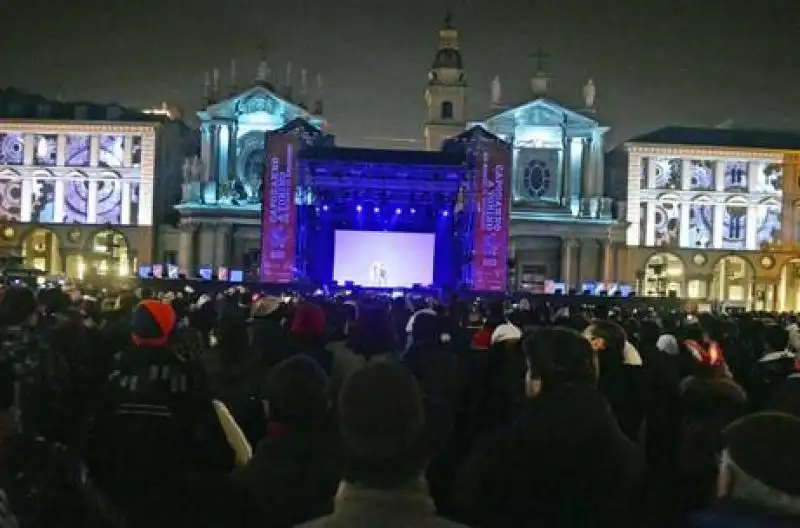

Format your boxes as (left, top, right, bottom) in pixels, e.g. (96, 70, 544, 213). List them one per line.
(87, 300, 232, 518)
(232, 355, 340, 528)
(687, 411, 800, 526)
(452, 327, 642, 528)
(300, 361, 466, 528)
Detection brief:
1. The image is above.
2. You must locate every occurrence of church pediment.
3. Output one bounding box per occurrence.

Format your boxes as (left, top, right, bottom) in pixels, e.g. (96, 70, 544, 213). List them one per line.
(198, 85, 324, 129)
(484, 98, 601, 131)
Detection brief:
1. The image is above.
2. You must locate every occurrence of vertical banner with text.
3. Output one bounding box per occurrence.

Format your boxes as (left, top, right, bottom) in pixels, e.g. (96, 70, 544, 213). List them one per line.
(472, 141, 512, 291)
(260, 133, 298, 283)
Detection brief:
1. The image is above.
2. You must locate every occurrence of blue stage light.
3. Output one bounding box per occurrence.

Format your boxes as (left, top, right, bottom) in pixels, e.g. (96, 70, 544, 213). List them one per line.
(356, 204, 363, 212)
(410, 208, 416, 214)
(442, 210, 449, 217)
(374, 206, 380, 213)
(395, 208, 402, 215)
(322, 204, 329, 211)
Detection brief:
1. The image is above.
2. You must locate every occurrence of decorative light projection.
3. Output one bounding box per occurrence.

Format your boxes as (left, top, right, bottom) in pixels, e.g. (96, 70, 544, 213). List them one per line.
(654, 158, 681, 189)
(689, 160, 714, 190)
(756, 163, 783, 193)
(129, 182, 140, 223)
(34, 135, 57, 166)
(756, 203, 781, 245)
(65, 180, 90, 223)
(66, 135, 90, 166)
(522, 158, 552, 199)
(0, 172, 21, 221)
(132, 137, 142, 167)
(0, 133, 24, 165)
(99, 135, 124, 168)
(722, 206, 747, 249)
(654, 201, 680, 246)
(724, 161, 748, 190)
(31, 179, 56, 223)
(688, 203, 713, 248)
(95, 177, 123, 224)
(518, 148, 559, 202)
(640, 162, 646, 189)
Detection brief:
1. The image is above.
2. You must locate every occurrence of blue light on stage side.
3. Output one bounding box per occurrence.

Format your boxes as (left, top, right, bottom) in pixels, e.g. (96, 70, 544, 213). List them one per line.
(322, 204, 329, 212)
(356, 204, 363, 213)
(374, 206, 380, 213)
(395, 208, 402, 215)
(442, 210, 449, 217)
(410, 208, 416, 214)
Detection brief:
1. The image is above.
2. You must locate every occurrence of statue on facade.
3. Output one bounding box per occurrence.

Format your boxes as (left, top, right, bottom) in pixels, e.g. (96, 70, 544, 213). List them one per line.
(490, 76, 502, 107)
(583, 78, 596, 109)
(181, 156, 205, 204)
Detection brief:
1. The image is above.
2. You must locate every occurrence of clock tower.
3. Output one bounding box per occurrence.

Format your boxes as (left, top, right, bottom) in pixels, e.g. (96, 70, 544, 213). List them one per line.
(423, 13, 467, 151)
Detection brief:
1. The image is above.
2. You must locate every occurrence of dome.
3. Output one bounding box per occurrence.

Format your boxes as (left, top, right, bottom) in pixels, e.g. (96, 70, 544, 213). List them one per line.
(432, 48, 463, 70)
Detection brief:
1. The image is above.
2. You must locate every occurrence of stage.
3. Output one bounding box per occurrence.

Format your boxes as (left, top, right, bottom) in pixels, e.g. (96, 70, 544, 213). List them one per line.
(260, 120, 513, 292)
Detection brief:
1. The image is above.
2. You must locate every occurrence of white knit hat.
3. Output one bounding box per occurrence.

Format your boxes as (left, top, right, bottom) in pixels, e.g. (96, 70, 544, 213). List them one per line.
(491, 323, 522, 344)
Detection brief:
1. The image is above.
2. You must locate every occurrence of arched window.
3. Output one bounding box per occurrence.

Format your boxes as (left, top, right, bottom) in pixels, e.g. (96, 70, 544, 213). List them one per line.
(440, 101, 453, 119)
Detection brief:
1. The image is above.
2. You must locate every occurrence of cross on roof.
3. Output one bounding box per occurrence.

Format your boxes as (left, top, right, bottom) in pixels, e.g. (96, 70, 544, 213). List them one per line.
(257, 40, 269, 60)
(530, 47, 550, 72)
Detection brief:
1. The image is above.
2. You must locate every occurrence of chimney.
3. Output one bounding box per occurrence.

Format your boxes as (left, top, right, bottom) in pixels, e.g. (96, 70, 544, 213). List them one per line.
(313, 72, 324, 115)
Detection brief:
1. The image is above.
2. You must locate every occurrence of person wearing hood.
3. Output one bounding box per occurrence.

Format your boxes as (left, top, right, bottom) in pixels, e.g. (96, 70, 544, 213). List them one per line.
(584, 319, 646, 442)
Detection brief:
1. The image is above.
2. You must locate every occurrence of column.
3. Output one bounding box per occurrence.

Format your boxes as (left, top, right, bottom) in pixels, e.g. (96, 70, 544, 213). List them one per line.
(645, 202, 657, 246)
(562, 137, 572, 207)
(746, 204, 759, 250)
(53, 180, 65, 223)
(747, 161, 760, 192)
(20, 179, 33, 222)
(681, 159, 692, 190)
(646, 157, 657, 188)
(178, 225, 195, 274)
(198, 225, 216, 268)
(679, 201, 691, 248)
(581, 137, 593, 198)
(714, 160, 726, 192)
(210, 124, 220, 183)
(713, 202, 725, 248)
(228, 122, 238, 182)
(137, 181, 153, 226)
(200, 124, 212, 180)
(123, 136, 134, 167)
(560, 237, 574, 287)
(89, 136, 100, 167)
(55, 135, 66, 166)
(213, 224, 231, 267)
(602, 241, 614, 283)
(87, 181, 98, 223)
(218, 123, 229, 185)
(120, 181, 132, 224)
(23, 135, 34, 165)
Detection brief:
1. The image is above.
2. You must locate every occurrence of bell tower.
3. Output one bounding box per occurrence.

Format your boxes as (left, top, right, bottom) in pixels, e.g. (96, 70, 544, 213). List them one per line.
(424, 12, 467, 151)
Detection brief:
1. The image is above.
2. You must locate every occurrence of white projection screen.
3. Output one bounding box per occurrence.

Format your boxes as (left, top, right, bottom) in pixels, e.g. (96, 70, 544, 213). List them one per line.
(333, 230, 435, 288)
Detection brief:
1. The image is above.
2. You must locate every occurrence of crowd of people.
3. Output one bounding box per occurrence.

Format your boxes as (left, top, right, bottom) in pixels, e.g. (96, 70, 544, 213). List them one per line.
(0, 282, 799, 527)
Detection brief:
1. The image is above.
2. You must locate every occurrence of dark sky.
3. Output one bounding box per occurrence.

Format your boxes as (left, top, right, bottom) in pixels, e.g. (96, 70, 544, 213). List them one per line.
(2, 0, 799, 148)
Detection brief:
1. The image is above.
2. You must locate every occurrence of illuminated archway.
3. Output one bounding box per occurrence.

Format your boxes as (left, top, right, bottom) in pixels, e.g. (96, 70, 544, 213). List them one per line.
(20, 228, 62, 274)
(86, 229, 130, 277)
(711, 255, 754, 307)
(643, 252, 684, 297)
(780, 259, 800, 312)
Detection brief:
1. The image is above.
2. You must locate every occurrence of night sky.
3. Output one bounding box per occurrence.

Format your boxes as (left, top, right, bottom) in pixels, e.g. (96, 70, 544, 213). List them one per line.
(1, 0, 798, 149)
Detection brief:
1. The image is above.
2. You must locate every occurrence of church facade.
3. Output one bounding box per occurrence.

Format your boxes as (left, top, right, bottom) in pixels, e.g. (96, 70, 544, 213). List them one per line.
(423, 17, 625, 291)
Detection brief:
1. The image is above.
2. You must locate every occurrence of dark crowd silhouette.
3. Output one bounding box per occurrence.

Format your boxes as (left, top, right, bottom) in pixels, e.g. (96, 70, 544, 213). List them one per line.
(0, 283, 799, 527)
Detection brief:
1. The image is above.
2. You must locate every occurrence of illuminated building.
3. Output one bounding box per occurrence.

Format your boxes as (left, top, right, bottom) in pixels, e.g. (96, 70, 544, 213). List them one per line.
(0, 88, 194, 278)
(618, 126, 800, 310)
(425, 15, 625, 291)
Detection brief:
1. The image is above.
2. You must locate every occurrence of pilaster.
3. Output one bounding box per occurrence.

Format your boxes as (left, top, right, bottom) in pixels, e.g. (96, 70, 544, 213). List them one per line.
(213, 223, 232, 268)
(713, 203, 725, 248)
(560, 237, 576, 286)
(562, 137, 572, 207)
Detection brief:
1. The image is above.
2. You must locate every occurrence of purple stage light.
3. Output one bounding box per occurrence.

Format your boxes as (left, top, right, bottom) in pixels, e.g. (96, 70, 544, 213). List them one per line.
(374, 206, 380, 213)
(356, 204, 363, 212)
(395, 208, 402, 215)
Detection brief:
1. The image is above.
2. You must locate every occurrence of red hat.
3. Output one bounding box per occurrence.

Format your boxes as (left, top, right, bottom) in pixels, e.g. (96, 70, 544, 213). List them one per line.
(291, 302, 326, 339)
(132, 300, 177, 347)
